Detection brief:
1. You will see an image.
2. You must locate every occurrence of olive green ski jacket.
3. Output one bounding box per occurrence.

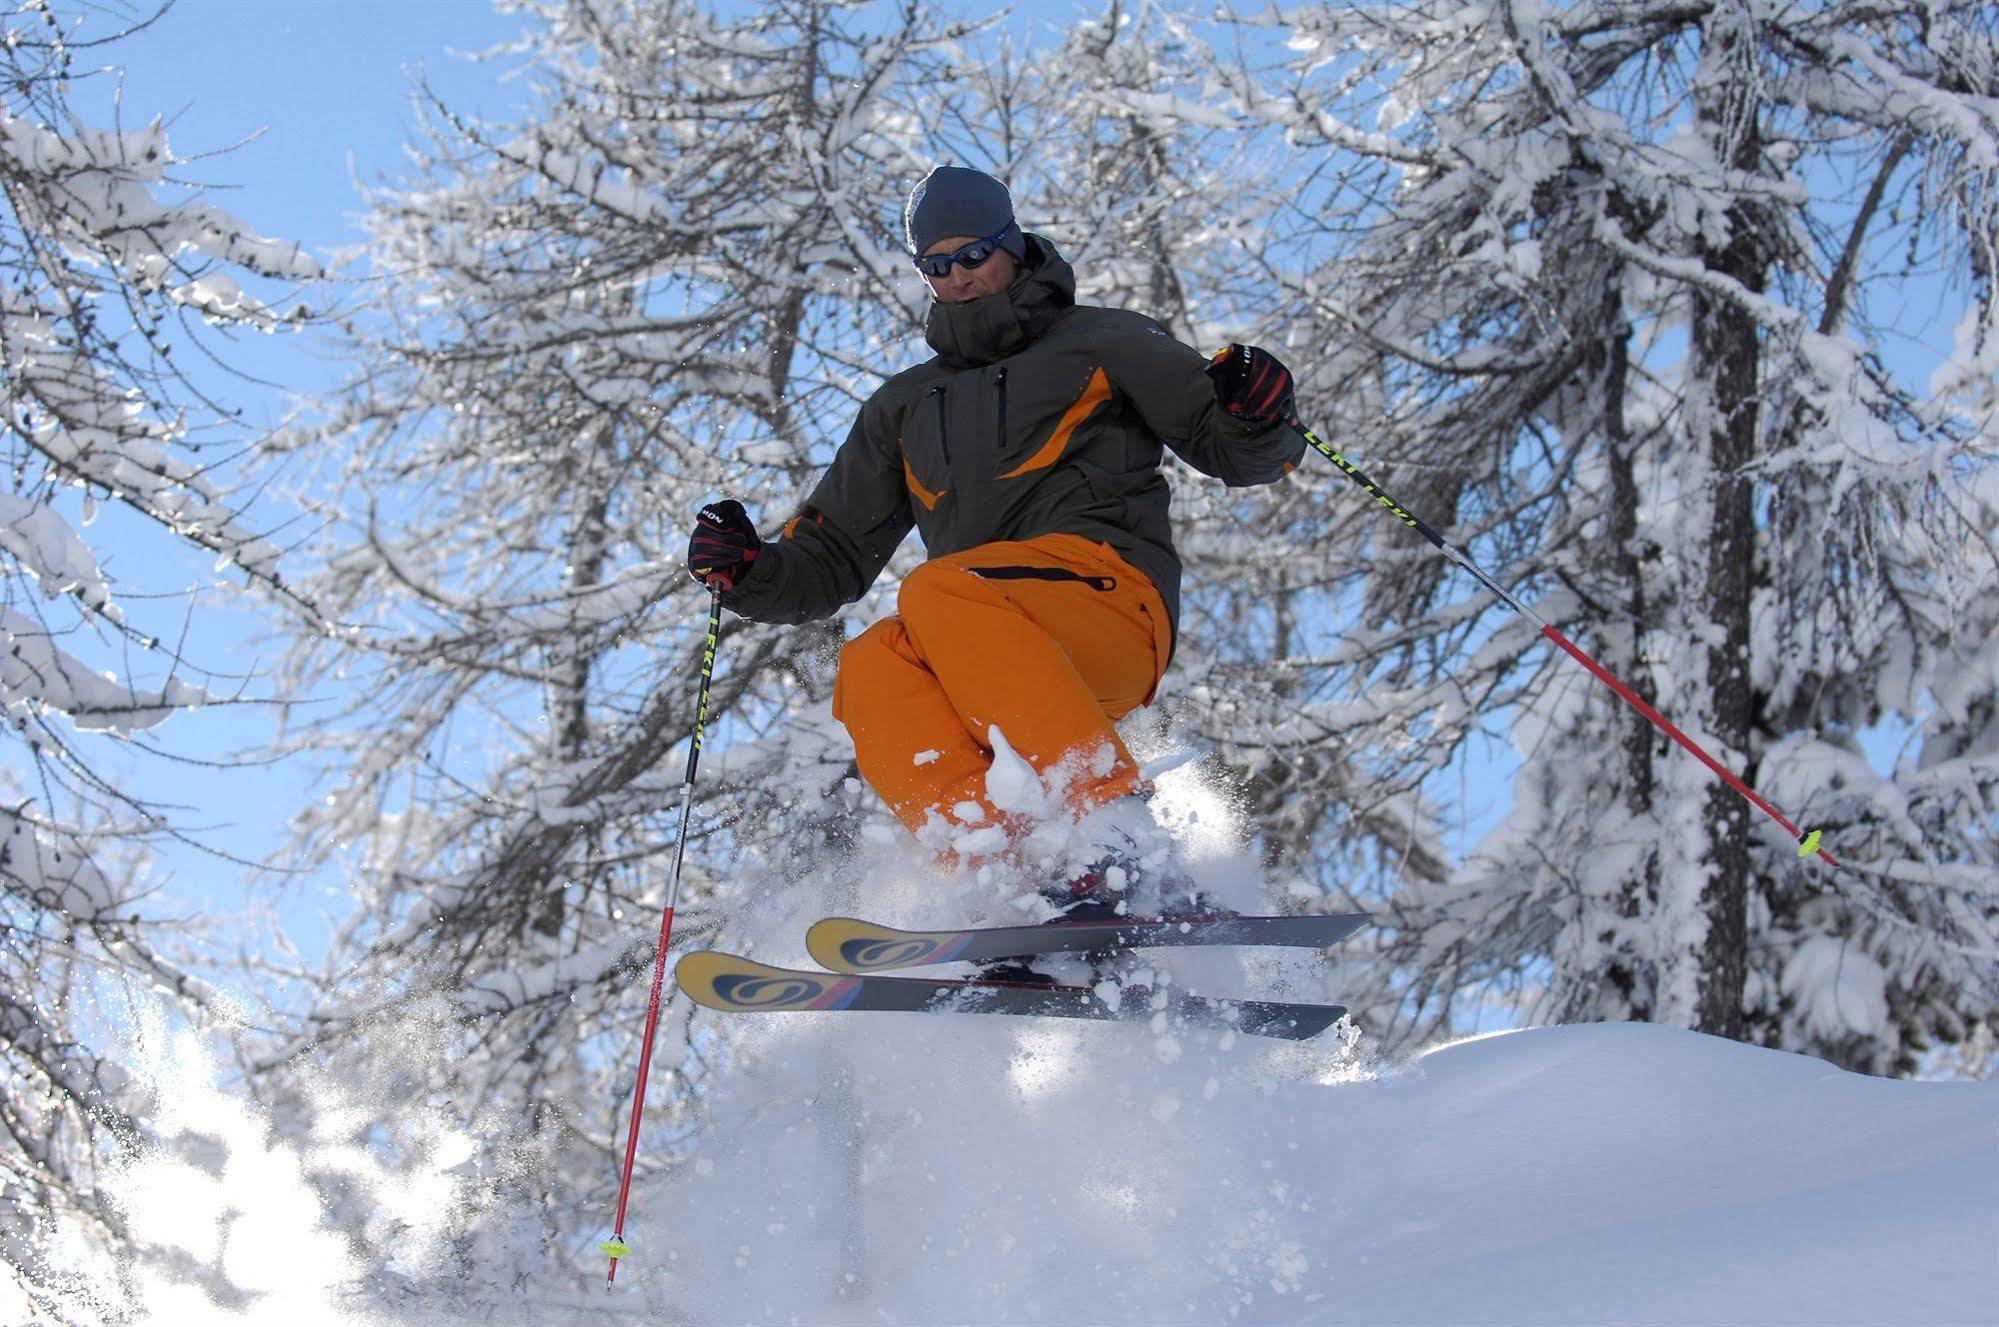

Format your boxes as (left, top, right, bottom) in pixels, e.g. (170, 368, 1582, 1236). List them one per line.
(720, 235, 1302, 647)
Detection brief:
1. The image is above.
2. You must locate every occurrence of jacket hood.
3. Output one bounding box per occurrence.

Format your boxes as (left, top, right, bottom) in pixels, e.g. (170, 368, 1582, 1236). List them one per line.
(924, 233, 1075, 368)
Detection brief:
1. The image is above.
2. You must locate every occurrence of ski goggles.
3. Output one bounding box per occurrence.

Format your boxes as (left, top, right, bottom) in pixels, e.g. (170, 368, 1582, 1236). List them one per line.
(912, 222, 1020, 278)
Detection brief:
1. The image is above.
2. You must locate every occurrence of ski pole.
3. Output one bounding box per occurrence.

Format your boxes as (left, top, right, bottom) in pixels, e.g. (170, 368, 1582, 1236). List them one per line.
(601, 584, 725, 1287)
(1291, 418, 1835, 867)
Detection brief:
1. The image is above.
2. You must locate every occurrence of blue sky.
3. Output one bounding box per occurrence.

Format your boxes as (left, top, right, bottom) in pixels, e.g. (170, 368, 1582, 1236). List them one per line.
(90, 0, 535, 429)
(113, 1, 527, 264)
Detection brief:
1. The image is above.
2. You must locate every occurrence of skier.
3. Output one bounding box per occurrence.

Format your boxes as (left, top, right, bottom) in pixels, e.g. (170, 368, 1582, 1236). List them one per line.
(687, 165, 1302, 912)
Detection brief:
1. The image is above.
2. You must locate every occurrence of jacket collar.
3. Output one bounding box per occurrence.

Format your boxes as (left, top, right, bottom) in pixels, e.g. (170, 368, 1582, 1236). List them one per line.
(923, 233, 1075, 369)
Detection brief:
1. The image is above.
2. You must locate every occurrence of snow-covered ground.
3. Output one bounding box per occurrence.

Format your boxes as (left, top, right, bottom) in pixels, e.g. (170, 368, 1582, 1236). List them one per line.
(632, 1012, 1997, 1326)
(13, 764, 1997, 1327)
(18, 960, 1992, 1326)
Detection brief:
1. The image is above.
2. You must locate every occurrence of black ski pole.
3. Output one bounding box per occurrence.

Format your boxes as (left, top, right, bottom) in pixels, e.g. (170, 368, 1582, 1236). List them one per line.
(602, 584, 724, 1285)
(1291, 418, 1835, 867)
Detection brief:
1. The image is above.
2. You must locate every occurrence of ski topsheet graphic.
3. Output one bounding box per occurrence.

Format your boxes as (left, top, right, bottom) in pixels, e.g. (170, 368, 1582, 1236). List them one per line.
(805, 912, 1371, 974)
(675, 950, 1347, 1041)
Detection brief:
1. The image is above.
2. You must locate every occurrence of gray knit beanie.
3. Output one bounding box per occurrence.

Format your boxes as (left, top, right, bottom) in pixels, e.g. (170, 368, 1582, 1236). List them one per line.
(904, 166, 1028, 259)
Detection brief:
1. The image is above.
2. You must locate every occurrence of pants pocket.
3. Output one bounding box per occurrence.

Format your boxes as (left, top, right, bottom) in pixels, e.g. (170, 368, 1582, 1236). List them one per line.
(967, 565, 1117, 592)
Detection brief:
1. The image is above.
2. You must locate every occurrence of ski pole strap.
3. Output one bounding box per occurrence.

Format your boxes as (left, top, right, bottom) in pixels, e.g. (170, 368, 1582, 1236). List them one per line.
(1291, 419, 1836, 868)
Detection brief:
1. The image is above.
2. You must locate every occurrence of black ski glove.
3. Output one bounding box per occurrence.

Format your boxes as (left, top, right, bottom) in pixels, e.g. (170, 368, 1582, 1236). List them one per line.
(1205, 343, 1298, 426)
(687, 499, 761, 591)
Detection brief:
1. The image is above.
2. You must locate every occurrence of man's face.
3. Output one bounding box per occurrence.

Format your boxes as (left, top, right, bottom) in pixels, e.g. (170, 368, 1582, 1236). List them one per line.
(922, 235, 1020, 304)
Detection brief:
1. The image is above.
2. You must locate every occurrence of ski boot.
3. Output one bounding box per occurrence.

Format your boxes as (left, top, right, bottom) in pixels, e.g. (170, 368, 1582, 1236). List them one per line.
(1040, 828, 1222, 923)
(964, 852, 1136, 987)
(972, 959, 1061, 987)
(992, 836, 1178, 986)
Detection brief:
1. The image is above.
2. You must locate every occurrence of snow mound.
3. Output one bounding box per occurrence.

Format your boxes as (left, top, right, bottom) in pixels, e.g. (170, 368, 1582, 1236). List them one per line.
(14, 987, 1994, 1326)
(14, 796, 1991, 1327)
(1309, 1023, 1997, 1326)
(621, 1016, 1996, 1326)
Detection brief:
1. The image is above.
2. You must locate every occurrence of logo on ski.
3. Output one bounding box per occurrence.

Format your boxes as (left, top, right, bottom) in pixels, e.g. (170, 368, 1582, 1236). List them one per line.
(838, 936, 966, 971)
(710, 972, 861, 1011)
(678, 951, 871, 1012)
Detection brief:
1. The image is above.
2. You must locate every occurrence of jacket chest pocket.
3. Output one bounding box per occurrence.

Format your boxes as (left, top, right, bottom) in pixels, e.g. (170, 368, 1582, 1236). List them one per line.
(901, 372, 1013, 507)
(898, 384, 956, 512)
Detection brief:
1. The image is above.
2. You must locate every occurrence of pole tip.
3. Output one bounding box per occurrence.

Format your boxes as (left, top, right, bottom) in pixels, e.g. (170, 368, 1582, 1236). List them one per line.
(1797, 828, 1823, 858)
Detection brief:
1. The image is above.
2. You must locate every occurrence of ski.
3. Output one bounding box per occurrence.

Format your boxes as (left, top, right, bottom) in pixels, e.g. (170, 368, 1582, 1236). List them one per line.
(675, 951, 1346, 1041)
(804, 911, 1370, 975)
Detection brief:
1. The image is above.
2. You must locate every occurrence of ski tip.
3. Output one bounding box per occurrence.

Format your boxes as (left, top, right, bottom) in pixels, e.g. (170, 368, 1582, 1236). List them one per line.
(676, 950, 862, 1013)
(808, 917, 956, 974)
(1797, 827, 1824, 858)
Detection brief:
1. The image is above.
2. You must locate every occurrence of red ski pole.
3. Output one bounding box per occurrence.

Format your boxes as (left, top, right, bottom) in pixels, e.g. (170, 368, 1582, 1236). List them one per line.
(601, 585, 725, 1286)
(1291, 417, 1835, 867)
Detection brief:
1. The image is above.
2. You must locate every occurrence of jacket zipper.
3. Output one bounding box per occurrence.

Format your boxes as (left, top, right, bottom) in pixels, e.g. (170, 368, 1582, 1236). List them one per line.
(929, 384, 951, 466)
(995, 367, 1009, 450)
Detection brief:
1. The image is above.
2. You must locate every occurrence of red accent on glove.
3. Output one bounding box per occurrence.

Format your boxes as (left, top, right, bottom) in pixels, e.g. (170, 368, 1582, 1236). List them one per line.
(1205, 343, 1297, 425)
(688, 499, 761, 591)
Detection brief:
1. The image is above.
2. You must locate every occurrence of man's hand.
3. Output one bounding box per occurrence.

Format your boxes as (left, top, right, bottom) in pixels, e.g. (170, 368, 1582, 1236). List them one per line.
(687, 499, 761, 591)
(1205, 343, 1298, 426)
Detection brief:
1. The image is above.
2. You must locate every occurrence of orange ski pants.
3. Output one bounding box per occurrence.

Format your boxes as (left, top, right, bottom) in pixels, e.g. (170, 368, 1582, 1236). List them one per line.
(831, 533, 1172, 841)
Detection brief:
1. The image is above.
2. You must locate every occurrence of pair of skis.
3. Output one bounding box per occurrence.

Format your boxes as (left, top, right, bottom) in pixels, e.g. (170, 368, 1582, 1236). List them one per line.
(676, 911, 1368, 1041)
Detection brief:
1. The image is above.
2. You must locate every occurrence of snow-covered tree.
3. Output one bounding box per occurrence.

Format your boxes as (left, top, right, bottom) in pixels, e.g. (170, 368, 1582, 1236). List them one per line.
(0, 0, 320, 1303)
(1191, 0, 1999, 1069)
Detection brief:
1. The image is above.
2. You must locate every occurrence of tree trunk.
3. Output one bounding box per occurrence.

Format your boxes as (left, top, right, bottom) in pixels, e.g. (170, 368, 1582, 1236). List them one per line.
(1689, 10, 1766, 1039)
(1597, 270, 1658, 1019)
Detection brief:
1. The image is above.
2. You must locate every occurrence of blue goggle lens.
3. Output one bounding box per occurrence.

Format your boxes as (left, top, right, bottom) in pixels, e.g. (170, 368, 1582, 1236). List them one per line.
(914, 225, 1015, 278)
